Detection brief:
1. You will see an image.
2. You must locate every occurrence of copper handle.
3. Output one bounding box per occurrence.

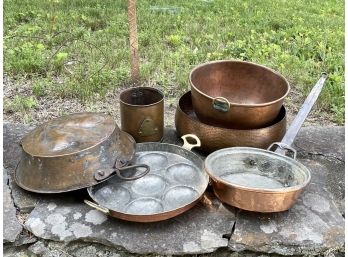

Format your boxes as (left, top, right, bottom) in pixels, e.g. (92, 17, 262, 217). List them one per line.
(84, 200, 109, 214)
(116, 164, 150, 180)
(212, 97, 230, 112)
(267, 142, 297, 159)
(181, 134, 201, 150)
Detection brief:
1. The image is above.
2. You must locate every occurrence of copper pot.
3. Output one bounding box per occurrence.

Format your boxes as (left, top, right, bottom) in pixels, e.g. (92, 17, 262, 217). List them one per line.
(15, 113, 149, 193)
(189, 60, 290, 129)
(175, 91, 286, 153)
(120, 87, 164, 142)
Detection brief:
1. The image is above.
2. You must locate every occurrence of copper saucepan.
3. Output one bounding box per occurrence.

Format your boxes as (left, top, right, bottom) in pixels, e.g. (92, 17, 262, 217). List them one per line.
(189, 60, 290, 129)
(204, 73, 327, 212)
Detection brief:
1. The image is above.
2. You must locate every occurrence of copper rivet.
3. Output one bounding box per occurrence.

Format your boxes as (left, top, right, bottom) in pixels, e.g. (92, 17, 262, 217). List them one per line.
(97, 170, 105, 176)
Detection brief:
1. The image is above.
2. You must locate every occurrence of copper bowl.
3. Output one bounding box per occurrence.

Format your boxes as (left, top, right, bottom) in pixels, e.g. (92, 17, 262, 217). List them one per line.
(175, 92, 286, 153)
(189, 60, 290, 129)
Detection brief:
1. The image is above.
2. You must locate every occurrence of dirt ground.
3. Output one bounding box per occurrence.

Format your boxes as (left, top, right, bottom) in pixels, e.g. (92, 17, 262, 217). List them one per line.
(3, 77, 337, 129)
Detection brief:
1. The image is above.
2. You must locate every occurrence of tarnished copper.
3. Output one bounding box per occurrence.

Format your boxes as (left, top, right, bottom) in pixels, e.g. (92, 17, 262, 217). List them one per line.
(175, 91, 286, 153)
(204, 74, 327, 212)
(205, 147, 311, 212)
(15, 113, 149, 193)
(189, 60, 290, 129)
(120, 87, 164, 142)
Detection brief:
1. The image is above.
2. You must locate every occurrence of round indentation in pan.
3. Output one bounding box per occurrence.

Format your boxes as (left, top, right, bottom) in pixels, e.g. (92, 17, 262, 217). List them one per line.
(166, 163, 200, 184)
(163, 186, 199, 210)
(131, 174, 166, 196)
(137, 153, 168, 171)
(125, 197, 164, 215)
(93, 185, 131, 208)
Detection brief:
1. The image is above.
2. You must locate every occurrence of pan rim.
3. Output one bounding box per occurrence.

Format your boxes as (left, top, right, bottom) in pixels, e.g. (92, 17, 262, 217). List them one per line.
(204, 146, 311, 194)
(178, 91, 287, 132)
(189, 59, 290, 107)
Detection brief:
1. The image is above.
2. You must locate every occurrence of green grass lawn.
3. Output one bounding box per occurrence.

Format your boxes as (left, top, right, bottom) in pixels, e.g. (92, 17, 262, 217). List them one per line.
(4, 0, 344, 124)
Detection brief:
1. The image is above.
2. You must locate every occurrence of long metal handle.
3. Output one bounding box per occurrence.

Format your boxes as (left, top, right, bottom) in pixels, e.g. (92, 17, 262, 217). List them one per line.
(274, 73, 327, 155)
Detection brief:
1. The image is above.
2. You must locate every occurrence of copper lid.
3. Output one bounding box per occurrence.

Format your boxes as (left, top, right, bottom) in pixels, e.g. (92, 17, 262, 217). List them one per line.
(21, 113, 117, 157)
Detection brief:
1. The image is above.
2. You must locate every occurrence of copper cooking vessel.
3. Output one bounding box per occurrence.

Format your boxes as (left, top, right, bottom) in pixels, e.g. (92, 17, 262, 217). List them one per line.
(175, 91, 286, 153)
(84, 135, 209, 222)
(189, 60, 290, 129)
(15, 113, 149, 193)
(204, 73, 327, 212)
(120, 87, 164, 142)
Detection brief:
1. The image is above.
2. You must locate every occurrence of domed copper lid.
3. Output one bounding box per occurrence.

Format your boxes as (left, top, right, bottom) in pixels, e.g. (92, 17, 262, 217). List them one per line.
(21, 113, 117, 157)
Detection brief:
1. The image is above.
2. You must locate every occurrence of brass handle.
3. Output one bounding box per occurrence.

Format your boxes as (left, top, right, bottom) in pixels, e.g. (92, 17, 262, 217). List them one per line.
(116, 164, 150, 180)
(181, 134, 201, 151)
(212, 97, 230, 112)
(267, 142, 297, 159)
(84, 200, 109, 214)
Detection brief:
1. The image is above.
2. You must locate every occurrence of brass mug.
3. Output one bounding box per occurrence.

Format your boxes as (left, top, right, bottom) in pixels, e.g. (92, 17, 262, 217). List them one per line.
(120, 87, 164, 142)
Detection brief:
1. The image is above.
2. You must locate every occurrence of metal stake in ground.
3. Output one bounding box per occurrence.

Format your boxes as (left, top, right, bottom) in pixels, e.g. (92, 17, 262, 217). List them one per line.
(128, 0, 140, 84)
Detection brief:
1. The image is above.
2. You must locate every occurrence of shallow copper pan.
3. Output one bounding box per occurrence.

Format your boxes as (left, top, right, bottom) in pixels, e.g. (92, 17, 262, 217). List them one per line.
(189, 60, 290, 129)
(85, 135, 209, 222)
(15, 113, 149, 193)
(175, 91, 286, 153)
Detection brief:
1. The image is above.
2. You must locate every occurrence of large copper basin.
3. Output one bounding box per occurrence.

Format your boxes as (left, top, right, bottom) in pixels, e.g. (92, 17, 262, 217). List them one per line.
(175, 92, 286, 153)
(189, 60, 290, 129)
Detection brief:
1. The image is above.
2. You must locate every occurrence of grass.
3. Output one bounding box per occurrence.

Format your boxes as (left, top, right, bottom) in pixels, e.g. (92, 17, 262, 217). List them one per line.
(4, 0, 344, 124)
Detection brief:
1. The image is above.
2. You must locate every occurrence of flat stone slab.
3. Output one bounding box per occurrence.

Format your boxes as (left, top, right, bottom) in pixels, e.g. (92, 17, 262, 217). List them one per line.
(3, 123, 345, 255)
(25, 196, 235, 255)
(229, 159, 345, 255)
(294, 126, 344, 161)
(4, 180, 23, 243)
(3, 123, 34, 171)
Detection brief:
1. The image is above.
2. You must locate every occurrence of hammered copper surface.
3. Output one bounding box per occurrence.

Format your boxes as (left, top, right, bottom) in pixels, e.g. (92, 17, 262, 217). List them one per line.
(15, 113, 136, 193)
(205, 147, 311, 212)
(120, 87, 164, 142)
(189, 60, 290, 129)
(87, 141, 209, 222)
(175, 92, 286, 153)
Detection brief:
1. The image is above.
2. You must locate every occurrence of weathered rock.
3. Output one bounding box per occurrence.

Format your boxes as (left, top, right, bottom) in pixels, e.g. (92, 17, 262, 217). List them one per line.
(307, 156, 345, 216)
(7, 170, 83, 213)
(3, 123, 34, 171)
(25, 196, 235, 255)
(3, 182, 23, 243)
(294, 126, 344, 161)
(229, 159, 345, 256)
(28, 241, 47, 255)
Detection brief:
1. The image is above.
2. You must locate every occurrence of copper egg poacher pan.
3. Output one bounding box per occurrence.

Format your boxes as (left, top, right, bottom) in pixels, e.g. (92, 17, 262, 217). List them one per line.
(85, 134, 209, 222)
(204, 73, 327, 212)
